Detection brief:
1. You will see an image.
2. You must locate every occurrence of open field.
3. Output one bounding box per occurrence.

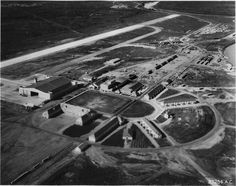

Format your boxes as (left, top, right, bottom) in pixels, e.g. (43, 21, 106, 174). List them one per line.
(102, 128, 125, 147)
(1, 100, 72, 184)
(153, 15, 208, 34)
(137, 15, 208, 44)
(174, 66, 235, 87)
(121, 101, 155, 118)
(156, 1, 235, 16)
(98, 46, 162, 63)
(215, 102, 236, 126)
(1, 100, 29, 120)
(161, 94, 196, 103)
(63, 123, 99, 138)
(155, 114, 168, 123)
(188, 128, 235, 184)
(158, 89, 180, 99)
(163, 106, 215, 143)
(43, 146, 209, 185)
(197, 38, 235, 52)
(1, 26, 160, 80)
(66, 90, 131, 114)
(2, 1, 169, 60)
(130, 125, 154, 148)
(192, 89, 234, 100)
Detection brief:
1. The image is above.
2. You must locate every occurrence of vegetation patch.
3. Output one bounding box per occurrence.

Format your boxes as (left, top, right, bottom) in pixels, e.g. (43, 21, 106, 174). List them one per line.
(121, 101, 155, 118)
(188, 128, 235, 182)
(215, 102, 236, 126)
(174, 67, 235, 87)
(163, 106, 215, 143)
(130, 125, 154, 148)
(102, 128, 124, 147)
(158, 89, 180, 99)
(67, 90, 130, 114)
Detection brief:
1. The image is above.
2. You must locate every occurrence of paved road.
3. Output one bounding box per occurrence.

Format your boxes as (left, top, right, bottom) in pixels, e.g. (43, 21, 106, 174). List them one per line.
(1, 14, 179, 69)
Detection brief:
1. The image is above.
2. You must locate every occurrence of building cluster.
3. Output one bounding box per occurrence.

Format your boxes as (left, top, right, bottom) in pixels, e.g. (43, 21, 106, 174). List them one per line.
(196, 55, 214, 65)
(160, 37, 182, 45)
(137, 119, 162, 139)
(145, 84, 166, 100)
(89, 116, 125, 143)
(162, 95, 198, 107)
(89, 74, 147, 97)
(155, 55, 178, 70)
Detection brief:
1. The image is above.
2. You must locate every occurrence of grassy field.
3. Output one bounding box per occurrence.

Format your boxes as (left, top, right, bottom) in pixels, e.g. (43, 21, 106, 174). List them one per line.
(63, 122, 99, 138)
(121, 101, 155, 118)
(130, 125, 154, 148)
(156, 1, 235, 16)
(2, 1, 168, 60)
(102, 128, 125, 147)
(154, 15, 208, 34)
(215, 102, 236, 126)
(155, 138, 172, 147)
(174, 66, 235, 87)
(137, 15, 208, 44)
(1, 100, 29, 120)
(43, 155, 127, 185)
(188, 128, 235, 183)
(197, 39, 235, 52)
(155, 114, 168, 123)
(163, 106, 215, 143)
(1, 100, 72, 184)
(163, 94, 196, 103)
(158, 89, 180, 99)
(99, 46, 162, 62)
(0, 27, 157, 80)
(67, 90, 130, 114)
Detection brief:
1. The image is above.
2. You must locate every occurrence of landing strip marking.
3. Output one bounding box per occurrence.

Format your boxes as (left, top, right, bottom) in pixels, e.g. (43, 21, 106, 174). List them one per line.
(1, 14, 179, 68)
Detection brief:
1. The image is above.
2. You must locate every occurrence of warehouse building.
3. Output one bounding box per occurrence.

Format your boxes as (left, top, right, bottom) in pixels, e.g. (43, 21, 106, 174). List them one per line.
(145, 84, 166, 100)
(89, 116, 124, 143)
(19, 76, 73, 100)
(60, 101, 91, 117)
(112, 79, 132, 92)
(130, 82, 147, 96)
(42, 104, 63, 119)
(163, 95, 197, 107)
(137, 119, 162, 139)
(75, 111, 100, 126)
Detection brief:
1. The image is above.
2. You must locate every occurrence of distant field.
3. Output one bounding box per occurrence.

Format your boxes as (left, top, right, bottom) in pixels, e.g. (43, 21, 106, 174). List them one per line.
(174, 66, 235, 87)
(163, 106, 215, 143)
(1, 100, 71, 184)
(0, 27, 156, 80)
(156, 1, 235, 16)
(188, 128, 235, 183)
(66, 90, 130, 114)
(214, 102, 236, 126)
(137, 16, 208, 44)
(1, 1, 167, 60)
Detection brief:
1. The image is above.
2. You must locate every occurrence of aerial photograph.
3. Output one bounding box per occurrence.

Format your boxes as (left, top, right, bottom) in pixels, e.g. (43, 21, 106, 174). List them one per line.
(1, 1, 235, 185)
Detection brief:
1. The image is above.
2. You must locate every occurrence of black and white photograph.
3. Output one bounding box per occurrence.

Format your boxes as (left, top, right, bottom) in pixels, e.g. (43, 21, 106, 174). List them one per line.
(1, 1, 235, 185)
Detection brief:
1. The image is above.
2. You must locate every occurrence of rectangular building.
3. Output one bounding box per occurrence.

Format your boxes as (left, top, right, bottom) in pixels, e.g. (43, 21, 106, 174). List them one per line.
(19, 76, 73, 100)
(89, 116, 124, 142)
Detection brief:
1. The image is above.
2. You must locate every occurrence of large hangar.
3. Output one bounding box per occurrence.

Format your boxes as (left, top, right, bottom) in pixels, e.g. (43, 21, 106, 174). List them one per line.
(19, 76, 73, 100)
